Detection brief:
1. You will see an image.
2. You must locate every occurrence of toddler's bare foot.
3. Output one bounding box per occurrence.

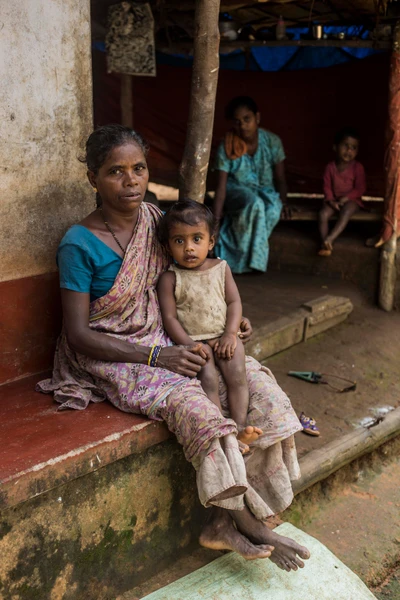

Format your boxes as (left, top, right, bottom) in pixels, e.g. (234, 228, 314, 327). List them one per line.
(238, 440, 250, 454)
(237, 426, 263, 445)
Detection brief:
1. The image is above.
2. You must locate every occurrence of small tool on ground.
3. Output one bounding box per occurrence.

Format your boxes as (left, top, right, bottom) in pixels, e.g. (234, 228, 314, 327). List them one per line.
(288, 371, 356, 393)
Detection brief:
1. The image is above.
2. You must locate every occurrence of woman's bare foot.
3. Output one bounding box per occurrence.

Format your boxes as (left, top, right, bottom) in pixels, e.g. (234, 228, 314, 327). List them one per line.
(230, 507, 310, 571)
(260, 529, 310, 572)
(237, 426, 263, 445)
(200, 509, 274, 561)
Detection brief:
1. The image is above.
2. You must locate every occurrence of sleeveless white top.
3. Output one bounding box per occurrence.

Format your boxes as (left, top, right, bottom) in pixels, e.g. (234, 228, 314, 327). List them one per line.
(169, 260, 227, 341)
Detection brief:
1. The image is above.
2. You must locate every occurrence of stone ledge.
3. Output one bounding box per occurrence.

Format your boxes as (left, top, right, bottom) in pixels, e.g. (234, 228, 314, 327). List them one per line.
(0, 295, 352, 510)
(0, 375, 170, 509)
(246, 295, 353, 361)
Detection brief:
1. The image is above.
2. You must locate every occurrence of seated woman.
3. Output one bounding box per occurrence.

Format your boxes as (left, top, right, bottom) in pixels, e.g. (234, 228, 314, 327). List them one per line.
(213, 96, 288, 274)
(37, 124, 310, 571)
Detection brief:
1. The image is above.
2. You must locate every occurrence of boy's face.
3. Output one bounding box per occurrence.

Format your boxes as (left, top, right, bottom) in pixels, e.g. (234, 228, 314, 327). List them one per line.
(335, 136, 359, 163)
(167, 220, 214, 270)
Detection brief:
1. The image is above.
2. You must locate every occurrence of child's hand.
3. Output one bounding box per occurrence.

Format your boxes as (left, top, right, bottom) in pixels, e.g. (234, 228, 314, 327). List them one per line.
(328, 200, 340, 211)
(338, 196, 350, 206)
(214, 333, 237, 360)
(188, 343, 210, 361)
(198, 343, 213, 361)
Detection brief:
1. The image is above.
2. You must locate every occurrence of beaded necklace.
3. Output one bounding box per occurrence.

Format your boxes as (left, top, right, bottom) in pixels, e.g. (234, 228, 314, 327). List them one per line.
(99, 208, 126, 255)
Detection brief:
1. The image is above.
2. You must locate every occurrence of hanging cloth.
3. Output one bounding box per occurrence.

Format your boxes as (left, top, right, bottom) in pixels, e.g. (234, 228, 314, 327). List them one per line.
(106, 2, 156, 77)
(224, 131, 248, 160)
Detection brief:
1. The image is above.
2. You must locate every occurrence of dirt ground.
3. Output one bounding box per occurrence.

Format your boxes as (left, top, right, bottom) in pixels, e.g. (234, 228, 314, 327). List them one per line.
(236, 271, 400, 458)
(121, 271, 400, 600)
(286, 452, 400, 592)
(122, 455, 400, 600)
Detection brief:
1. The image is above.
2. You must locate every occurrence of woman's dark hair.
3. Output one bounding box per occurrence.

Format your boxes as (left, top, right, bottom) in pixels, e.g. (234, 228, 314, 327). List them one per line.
(158, 200, 216, 247)
(81, 124, 149, 174)
(225, 96, 259, 120)
(334, 127, 360, 146)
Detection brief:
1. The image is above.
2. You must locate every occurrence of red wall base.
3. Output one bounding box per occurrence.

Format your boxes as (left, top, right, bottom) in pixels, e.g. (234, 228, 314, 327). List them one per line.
(0, 273, 62, 385)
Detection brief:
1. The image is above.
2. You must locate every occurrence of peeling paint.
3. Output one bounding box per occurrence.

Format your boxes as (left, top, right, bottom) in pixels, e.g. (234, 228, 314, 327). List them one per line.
(0, 0, 93, 282)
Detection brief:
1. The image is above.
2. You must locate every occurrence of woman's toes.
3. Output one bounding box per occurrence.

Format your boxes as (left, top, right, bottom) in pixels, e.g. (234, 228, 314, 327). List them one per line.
(298, 546, 311, 560)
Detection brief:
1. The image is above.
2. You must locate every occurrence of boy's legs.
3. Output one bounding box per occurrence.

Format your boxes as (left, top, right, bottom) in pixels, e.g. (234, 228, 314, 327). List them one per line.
(214, 339, 262, 444)
(318, 204, 336, 242)
(325, 201, 359, 245)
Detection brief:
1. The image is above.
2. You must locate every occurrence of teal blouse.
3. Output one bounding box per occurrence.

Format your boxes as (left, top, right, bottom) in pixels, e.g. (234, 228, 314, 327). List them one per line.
(57, 224, 122, 302)
(214, 128, 285, 192)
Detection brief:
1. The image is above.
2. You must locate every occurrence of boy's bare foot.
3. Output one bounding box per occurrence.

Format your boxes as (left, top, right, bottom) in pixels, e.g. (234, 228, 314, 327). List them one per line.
(237, 426, 263, 445)
(318, 240, 333, 257)
(199, 516, 274, 561)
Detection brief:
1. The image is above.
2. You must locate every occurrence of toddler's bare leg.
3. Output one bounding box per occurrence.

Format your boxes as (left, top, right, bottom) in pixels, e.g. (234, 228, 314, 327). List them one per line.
(197, 349, 222, 411)
(215, 339, 262, 444)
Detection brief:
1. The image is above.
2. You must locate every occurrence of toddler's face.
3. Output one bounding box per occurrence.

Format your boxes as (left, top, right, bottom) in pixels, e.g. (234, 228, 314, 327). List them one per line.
(336, 136, 359, 163)
(167, 220, 214, 269)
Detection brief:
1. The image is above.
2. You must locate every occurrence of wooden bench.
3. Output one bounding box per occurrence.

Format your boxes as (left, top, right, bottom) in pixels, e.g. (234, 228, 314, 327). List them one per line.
(285, 193, 384, 222)
(148, 183, 384, 223)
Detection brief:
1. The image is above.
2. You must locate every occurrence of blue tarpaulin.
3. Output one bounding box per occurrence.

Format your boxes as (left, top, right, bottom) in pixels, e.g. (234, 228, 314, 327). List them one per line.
(156, 25, 385, 71)
(94, 26, 385, 72)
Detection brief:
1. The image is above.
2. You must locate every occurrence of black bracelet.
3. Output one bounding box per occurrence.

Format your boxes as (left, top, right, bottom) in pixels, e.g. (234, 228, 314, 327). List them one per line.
(150, 345, 162, 367)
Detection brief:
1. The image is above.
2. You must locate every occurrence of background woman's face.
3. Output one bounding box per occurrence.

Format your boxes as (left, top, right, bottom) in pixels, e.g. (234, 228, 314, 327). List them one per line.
(232, 106, 260, 142)
(90, 142, 149, 213)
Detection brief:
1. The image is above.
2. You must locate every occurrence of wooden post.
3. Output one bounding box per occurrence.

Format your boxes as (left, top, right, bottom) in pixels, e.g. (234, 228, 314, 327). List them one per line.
(178, 0, 221, 202)
(378, 21, 400, 310)
(120, 74, 134, 128)
(379, 233, 397, 311)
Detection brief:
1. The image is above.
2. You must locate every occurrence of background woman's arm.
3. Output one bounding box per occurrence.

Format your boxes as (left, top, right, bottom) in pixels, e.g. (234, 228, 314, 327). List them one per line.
(61, 289, 205, 376)
(213, 170, 228, 221)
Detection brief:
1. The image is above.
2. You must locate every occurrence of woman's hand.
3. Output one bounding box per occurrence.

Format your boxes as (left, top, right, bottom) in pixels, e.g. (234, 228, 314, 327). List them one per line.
(238, 317, 253, 344)
(214, 333, 237, 359)
(338, 196, 350, 206)
(157, 345, 206, 377)
(281, 204, 292, 220)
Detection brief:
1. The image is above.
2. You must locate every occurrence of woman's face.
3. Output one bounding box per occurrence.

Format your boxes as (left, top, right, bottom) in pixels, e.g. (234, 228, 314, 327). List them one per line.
(232, 106, 260, 142)
(88, 142, 149, 214)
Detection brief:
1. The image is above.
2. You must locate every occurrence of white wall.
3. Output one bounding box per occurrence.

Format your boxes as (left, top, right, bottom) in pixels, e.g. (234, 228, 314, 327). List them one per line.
(0, 0, 94, 281)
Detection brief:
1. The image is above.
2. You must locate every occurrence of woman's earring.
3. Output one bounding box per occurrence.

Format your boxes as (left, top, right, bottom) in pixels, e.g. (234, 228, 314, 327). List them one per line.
(93, 187, 97, 193)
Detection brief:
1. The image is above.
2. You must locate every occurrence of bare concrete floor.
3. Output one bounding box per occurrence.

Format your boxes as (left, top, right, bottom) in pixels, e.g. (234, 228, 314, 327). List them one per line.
(236, 271, 400, 459)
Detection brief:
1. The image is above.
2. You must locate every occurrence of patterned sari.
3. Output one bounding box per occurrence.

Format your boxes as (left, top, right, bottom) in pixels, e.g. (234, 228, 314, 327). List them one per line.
(38, 202, 302, 516)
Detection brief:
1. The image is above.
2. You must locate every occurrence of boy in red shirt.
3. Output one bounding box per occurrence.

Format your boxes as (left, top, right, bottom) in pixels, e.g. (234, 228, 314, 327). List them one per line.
(318, 127, 366, 256)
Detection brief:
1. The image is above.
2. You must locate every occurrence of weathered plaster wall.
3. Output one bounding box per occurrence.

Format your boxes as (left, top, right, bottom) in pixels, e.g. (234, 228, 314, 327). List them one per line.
(0, 441, 203, 600)
(0, 0, 94, 282)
